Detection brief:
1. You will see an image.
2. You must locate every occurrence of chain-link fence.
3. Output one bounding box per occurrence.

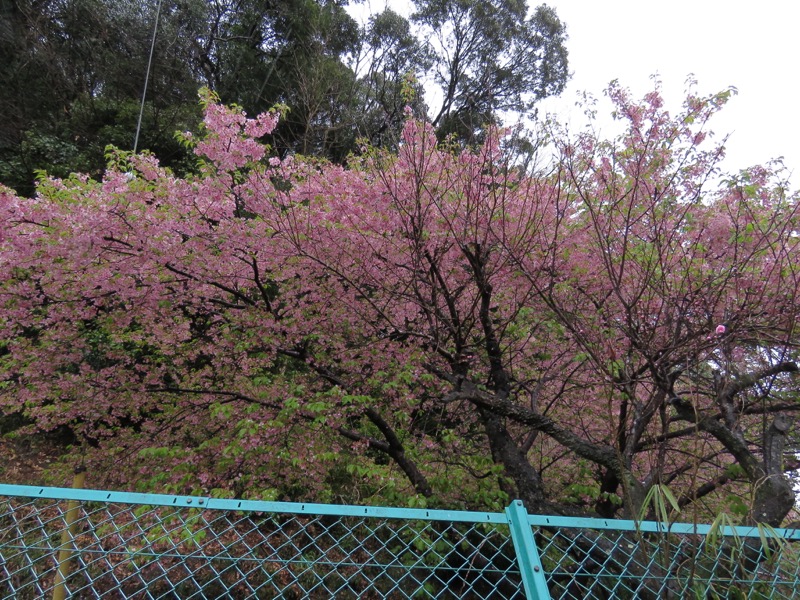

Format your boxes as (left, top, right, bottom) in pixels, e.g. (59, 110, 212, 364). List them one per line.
(1, 484, 799, 599)
(529, 514, 800, 599)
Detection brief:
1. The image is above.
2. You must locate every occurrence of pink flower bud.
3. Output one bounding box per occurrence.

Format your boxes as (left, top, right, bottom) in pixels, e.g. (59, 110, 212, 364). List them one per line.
(715, 325, 726, 335)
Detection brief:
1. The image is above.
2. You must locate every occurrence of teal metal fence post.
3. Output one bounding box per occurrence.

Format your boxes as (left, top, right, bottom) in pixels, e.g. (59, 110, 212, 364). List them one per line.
(505, 500, 551, 600)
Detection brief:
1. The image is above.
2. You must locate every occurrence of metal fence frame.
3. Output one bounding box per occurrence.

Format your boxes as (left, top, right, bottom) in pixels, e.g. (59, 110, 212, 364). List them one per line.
(1, 483, 799, 599)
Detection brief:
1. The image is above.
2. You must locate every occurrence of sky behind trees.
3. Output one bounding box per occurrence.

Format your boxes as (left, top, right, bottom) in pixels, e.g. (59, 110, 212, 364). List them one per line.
(542, 0, 799, 180)
(351, 0, 800, 181)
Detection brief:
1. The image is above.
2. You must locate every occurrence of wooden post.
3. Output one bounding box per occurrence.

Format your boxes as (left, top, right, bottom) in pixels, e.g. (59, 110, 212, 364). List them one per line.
(52, 467, 86, 600)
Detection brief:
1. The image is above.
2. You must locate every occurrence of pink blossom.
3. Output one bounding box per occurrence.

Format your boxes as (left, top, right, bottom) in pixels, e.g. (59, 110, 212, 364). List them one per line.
(2, 90, 798, 513)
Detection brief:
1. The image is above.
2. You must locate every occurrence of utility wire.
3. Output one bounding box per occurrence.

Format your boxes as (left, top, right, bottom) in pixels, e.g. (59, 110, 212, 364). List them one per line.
(134, 0, 163, 154)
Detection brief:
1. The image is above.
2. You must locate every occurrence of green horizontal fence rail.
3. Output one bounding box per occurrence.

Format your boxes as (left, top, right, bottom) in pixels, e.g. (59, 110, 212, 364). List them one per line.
(0, 484, 799, 599)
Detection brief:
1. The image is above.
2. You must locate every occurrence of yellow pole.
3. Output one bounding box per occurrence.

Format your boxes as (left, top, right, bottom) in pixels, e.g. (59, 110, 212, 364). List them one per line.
(52, 467, 86, 600)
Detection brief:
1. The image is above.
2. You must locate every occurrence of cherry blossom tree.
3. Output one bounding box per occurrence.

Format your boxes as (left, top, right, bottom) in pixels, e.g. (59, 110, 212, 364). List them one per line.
(1, 85, 799, 526)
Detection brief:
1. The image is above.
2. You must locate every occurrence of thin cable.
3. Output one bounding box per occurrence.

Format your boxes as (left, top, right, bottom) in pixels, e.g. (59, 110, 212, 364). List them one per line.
(134, 0, 163, 154)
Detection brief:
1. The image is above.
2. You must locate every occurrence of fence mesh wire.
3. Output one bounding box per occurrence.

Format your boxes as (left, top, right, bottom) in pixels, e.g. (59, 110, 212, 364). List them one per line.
(0, 490, 522, 599)
(532, 518, 800, 600)
(1, 485, 799, 599)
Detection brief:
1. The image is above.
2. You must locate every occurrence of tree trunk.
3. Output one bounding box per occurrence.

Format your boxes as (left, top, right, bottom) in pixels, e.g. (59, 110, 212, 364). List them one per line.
(750, 415, 795, 527)
(477, 406, 547, 511)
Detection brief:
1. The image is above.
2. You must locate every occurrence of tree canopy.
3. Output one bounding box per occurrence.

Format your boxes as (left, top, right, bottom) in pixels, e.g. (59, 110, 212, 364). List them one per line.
(0, 0, 568, 195)
(412, 0, 568, 140)
(2, 83, 799, 527)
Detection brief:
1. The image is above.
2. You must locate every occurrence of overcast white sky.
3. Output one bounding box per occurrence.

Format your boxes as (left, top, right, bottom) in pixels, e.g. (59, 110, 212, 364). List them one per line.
(350, 0, 799, 182)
